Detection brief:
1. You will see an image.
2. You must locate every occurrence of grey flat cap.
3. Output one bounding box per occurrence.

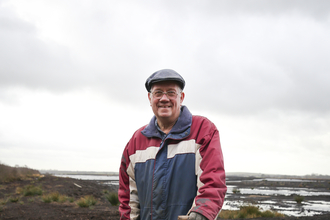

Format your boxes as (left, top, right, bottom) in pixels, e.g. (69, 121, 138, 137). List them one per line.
(145, 69, 185, 92)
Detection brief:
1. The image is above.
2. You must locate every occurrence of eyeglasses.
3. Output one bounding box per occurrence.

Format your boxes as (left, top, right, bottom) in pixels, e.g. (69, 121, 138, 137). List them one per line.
(151, 90, 180, 99)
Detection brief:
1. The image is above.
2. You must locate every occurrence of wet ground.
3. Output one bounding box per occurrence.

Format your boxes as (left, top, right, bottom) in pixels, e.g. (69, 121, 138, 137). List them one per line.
(224, 176, 330, 218)
(1, 174, 330, 219)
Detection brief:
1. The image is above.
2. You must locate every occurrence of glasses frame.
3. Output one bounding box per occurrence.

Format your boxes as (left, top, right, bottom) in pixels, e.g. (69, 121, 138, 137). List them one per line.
(150, 90, 181, 99)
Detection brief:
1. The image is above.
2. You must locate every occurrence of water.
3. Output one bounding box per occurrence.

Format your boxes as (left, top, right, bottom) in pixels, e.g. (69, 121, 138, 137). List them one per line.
(56, 175, 329, 216)
(225, 183, 330, 217)
(227, 185, 330, 197)
(55, 174, 119, 185)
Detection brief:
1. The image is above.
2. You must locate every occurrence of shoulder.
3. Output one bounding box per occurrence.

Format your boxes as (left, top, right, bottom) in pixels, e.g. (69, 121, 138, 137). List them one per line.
(192, 115, 216, 127)
(191, 115, 218, 137)
(132, 124, 148, 138)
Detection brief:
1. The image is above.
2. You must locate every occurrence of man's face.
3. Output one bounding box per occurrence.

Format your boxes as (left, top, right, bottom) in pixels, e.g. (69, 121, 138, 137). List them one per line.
(148, 81, 185, 123)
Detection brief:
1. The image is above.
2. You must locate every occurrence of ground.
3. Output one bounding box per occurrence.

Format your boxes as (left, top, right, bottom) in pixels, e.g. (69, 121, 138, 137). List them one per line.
(1, 175, 330, 219)
(0, 175, 119, 219)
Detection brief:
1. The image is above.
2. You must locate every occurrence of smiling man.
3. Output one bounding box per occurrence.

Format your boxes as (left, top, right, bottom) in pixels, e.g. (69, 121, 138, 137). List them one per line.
(118, 69, 227, 220)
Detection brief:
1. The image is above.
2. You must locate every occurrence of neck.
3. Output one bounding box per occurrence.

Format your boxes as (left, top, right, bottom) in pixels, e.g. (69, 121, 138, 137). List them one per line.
(157, 120, 177, 134)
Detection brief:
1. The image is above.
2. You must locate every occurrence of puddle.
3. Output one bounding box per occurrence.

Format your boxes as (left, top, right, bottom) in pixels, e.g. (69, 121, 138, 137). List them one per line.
(227, 185, 330, 196)
(251, 178, 317, 182)
(222, 199, 328, 217)
(225, 185, 330, 216)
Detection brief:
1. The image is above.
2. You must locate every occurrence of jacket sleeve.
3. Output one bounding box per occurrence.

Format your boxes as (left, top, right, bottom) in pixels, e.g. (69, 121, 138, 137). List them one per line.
(118, 141, 140, 220)
(189, 121, 227, 220)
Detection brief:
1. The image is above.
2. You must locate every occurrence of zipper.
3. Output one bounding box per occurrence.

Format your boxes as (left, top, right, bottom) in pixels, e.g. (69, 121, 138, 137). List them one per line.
(150, 138, 166, 219)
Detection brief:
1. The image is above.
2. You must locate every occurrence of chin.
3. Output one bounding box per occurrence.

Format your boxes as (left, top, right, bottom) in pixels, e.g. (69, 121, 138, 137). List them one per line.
(158, 113, 172, 118)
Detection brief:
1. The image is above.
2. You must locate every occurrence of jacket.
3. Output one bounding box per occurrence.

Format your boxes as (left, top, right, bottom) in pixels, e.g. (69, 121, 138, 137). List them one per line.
(118, 106, 227, 220)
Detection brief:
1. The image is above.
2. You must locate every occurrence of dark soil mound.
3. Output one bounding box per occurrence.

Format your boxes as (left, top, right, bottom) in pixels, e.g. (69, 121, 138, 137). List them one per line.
(0, 175, 119, 219)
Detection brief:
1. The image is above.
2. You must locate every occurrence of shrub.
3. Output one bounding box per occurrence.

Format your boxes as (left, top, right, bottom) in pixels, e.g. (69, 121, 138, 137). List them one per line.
(76, 195, 97, 208)
(8, 196, 20, 203)
(232, 188, 240, 194)
(105, 192, 119, 206)
(58, 195, 68, 203)
(42, 192, 67, 203)
(102, 189, 109, 194)
(50, 192, 60, 202)
(16, 187, 24, 195)
(23, 185, 43, 196)
(218, 205, 285, 219)
(42, 194, 52, 203)
(294, 195, 304, 204)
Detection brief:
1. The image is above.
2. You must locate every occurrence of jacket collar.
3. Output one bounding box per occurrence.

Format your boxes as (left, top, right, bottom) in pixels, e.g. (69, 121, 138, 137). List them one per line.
(141, 105, 192, 139)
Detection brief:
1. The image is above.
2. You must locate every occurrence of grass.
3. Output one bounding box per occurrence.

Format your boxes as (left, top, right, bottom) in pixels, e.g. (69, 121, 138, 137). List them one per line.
(76, 195, 97, 208)
(21, 185, 43, 196)
(105, 192, 119, 206)
(58, 194, 68, 203)
(41, 192, 68, 203)
(218, 205, 285, 219)
(50, 191, 60, 202)
(41, 194, 52, 203)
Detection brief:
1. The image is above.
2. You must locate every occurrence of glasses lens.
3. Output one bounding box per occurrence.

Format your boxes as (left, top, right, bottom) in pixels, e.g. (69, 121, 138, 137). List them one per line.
(167, 91, 176, 98)
(154, 91, 163, 98)
(152, 91, 178, 99)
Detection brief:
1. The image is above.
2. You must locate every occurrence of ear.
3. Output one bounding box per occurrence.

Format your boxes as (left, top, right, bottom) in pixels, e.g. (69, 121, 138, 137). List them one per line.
(148, 92, 152, 104)
(180, 92, 185, 104)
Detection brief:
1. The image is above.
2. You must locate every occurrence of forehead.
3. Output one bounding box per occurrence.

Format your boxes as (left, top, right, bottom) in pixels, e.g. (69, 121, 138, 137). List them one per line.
(151, 81, 180, 91)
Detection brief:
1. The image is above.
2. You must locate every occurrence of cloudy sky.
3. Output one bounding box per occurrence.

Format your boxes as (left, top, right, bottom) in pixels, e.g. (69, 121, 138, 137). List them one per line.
(1, 0, 329, 176)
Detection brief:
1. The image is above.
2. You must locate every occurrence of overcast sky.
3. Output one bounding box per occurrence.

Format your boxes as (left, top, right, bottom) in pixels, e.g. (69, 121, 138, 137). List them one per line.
(1, 0, 329, 175)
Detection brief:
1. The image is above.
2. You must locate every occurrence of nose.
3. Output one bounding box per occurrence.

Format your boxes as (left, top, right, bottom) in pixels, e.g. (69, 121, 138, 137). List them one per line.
(159, 93, 170, 101)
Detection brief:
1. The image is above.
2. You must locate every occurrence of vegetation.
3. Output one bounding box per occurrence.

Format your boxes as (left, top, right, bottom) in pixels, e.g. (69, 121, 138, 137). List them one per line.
(41, 192, 68, 203)
(232, 188, 240, 194)
(0, 163, 40, 183)
(76, 195, 97, 208)
(49, 191, 60, 202)
(8, 196, 20, 203)
(41, 194, 52, 203)
(294, 195, 304, 204)
(21, 185, 43, 196)
(218, 205, 285, 219)
(105, 192, 120, 206)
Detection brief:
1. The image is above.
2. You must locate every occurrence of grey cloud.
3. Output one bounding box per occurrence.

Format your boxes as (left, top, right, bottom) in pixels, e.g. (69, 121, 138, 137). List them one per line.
(160, 0, 330, 21)
(1, 1, 330, 116)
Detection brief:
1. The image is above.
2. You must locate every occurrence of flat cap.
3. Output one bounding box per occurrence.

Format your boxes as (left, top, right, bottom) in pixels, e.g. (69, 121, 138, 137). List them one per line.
(145, 69, 185, 92)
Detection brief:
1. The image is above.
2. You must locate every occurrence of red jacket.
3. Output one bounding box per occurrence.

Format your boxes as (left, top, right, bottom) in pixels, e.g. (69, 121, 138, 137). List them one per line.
(119, 106, 226, 219)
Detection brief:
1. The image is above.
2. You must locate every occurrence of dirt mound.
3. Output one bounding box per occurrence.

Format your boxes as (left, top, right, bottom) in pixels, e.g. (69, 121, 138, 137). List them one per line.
(0, 175, 119, 219)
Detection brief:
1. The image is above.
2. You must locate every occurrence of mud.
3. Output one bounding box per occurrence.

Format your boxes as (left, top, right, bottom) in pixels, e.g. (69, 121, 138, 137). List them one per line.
(1, 175, 329, 219)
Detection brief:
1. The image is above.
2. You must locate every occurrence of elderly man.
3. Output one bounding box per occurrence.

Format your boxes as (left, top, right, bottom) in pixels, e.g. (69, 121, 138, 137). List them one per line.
(118, 69, 227, 220)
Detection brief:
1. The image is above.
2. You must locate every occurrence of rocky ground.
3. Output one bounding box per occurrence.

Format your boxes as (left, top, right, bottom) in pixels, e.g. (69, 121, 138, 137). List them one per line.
(0, 175, 329, 219)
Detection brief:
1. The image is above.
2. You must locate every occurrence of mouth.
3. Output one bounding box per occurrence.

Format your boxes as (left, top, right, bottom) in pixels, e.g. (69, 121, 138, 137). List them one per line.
(158, 105, 171, 108)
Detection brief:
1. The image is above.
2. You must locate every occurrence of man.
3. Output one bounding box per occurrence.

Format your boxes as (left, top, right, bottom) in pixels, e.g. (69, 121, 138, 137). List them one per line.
(118, 69, 226, 220)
